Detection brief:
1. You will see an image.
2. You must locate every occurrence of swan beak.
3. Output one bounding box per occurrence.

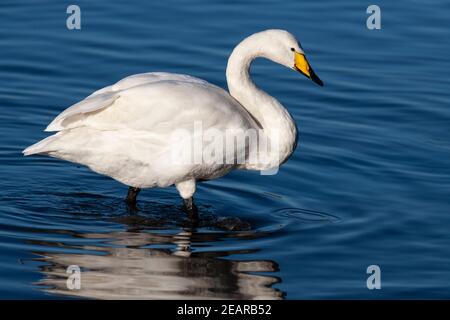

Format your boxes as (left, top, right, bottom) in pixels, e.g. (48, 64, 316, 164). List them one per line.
(294, 52, 324, 87)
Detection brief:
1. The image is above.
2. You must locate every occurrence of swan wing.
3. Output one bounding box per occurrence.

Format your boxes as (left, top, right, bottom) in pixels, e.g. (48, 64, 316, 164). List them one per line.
(45, 72, 211, 132)
(46, 72, 257, 133)
(45, 92, 119, 131)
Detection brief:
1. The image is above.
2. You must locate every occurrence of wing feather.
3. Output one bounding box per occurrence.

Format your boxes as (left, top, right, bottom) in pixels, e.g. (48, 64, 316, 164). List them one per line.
(45, 92, 119, 132)
(45, 72, 211, 132)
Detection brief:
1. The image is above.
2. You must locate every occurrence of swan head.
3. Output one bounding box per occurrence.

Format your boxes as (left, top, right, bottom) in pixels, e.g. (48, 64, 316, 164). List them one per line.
(244, 29, 324, 86)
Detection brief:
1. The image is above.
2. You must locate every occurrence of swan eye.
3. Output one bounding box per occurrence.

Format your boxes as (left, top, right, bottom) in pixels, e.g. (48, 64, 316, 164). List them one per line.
(290, 47, 295, 52)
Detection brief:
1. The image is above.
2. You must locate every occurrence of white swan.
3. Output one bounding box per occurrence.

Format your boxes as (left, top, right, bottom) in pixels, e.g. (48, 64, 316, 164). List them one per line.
(23, 29, 323, 217)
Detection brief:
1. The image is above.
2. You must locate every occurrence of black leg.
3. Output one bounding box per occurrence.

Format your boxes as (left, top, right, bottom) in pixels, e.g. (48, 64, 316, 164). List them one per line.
(126, 187, 141, 206)
(183, 197, 199, 221)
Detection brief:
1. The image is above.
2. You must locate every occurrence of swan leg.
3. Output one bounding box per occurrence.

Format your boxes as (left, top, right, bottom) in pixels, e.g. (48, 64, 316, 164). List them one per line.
(176, 179, 198, 221)
(183, 197, 199, 221)
(126, 187, 141, 206)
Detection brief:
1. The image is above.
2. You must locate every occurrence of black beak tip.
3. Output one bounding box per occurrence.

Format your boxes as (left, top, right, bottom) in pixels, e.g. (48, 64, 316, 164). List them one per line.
(294, 65, 324, 87)
(314, 77, 324, 87)
(310, 70, 324, 87)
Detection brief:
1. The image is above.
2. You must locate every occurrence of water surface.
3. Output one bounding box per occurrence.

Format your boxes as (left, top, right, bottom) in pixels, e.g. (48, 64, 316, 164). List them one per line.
(1, 0, 450, 299)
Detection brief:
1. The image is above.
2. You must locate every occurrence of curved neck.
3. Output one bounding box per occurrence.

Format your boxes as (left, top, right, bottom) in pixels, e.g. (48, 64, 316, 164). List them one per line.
(225, 36, 297, 167)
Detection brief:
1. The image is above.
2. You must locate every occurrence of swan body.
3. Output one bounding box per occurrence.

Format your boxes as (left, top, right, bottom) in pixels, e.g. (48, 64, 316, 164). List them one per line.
(23, 29, 323, 214)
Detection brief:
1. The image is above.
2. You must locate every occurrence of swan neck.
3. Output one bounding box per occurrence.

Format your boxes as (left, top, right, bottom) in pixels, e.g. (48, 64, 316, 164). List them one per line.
(225, 37, 298, 167)
(225, 41, 256, 106)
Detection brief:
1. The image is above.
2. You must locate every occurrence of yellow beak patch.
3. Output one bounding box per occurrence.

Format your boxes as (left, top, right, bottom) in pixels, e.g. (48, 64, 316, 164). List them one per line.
(293, 51, 324, 87)
(294, 52, 311, 77)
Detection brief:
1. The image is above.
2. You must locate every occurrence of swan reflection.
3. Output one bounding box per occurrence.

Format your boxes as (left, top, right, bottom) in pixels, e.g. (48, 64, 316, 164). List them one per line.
(36, 226, 284, 299)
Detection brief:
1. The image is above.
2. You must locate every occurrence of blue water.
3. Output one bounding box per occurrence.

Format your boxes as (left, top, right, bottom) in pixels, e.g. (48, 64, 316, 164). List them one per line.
(1, 0, 450, 299)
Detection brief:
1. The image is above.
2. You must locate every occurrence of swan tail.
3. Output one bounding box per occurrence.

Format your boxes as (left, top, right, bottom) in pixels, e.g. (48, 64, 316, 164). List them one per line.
(23, 132, 62, 156)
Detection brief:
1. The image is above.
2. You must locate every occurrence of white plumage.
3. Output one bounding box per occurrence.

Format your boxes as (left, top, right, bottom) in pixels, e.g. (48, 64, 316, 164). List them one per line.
(23, 29, 323, 213)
